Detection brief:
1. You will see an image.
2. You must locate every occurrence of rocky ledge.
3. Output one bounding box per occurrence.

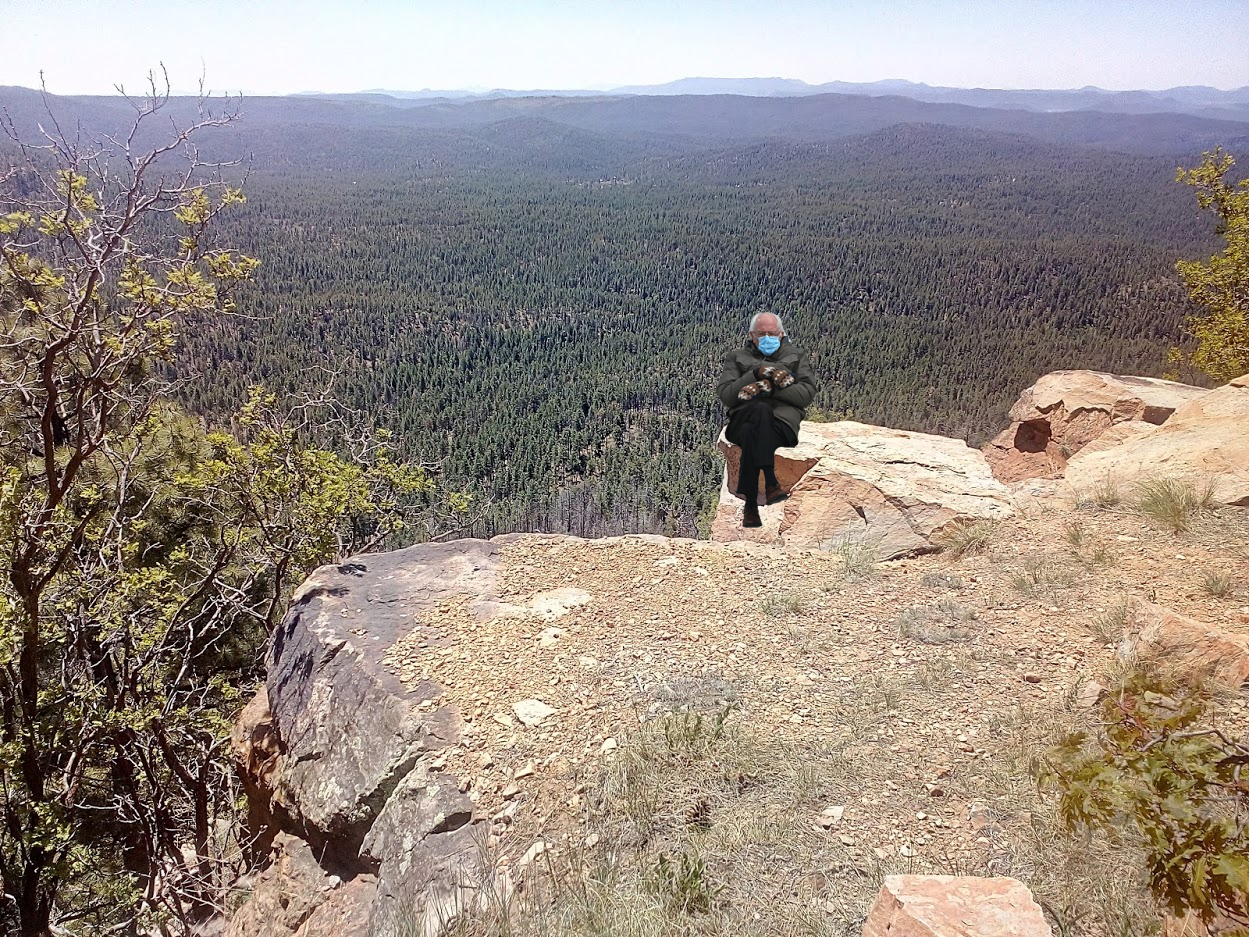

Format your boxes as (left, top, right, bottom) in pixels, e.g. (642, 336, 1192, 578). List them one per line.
(982, 370, 1208, 483)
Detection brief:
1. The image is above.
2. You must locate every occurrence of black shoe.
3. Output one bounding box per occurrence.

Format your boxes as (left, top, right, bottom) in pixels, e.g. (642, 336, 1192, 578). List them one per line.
(742, 502, 762, 528)
(765, 483, 789, 505)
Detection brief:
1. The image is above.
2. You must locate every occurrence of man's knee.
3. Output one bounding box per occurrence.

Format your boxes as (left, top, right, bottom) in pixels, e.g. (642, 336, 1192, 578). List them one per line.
(740, 399, 774, 423)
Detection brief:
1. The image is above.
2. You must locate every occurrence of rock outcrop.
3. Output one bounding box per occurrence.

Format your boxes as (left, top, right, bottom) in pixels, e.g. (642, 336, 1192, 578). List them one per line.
(229, 541, 510, 937)
(1119, 599, 1249, 688)
(983, 370, 1207, 483)
(713, 421, 1014, 559)
(1065, 374, 1249, 505)
(861, 874, 1053, 936)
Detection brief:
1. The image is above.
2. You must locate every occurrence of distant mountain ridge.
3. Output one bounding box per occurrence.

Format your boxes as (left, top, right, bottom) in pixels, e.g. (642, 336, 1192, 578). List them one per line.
(353, 77, 1249, 119)
(4, 83, 1249, 161)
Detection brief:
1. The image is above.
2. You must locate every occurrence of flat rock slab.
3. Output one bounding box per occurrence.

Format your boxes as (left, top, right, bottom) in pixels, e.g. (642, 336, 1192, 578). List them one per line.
(861, 874, 1053, 937)
(714, 421, 1014, 559)
(1065, 374, 1249, 506)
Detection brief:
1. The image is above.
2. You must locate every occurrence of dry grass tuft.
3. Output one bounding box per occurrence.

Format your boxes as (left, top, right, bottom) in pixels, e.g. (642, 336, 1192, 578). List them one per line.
(1074, 476, 1124, 510)
(1088, 598, 1133, 645)
(759, 594, 805, 617)
(1133, 476, 1217, 533)
(1010, 554, 1078, 599)
(921, 572, 965, 591)
(1201, 569, 1234, 597)
(822, 537, 877, 580)
(937, 519, 997, 558)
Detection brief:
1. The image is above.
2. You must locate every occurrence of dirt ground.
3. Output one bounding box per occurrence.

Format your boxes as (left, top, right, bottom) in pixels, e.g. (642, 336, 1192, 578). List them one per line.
(381, 491, 1249, 937)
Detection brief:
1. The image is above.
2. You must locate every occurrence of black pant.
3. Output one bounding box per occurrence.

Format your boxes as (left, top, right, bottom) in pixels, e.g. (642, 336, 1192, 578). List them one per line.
(726, 400, 797, 501)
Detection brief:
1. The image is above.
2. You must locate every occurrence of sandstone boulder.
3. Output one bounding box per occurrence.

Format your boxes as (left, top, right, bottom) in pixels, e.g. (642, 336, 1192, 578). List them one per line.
(224, 833, 374, 937)
(1065, 374, 1249, 505)
(230, 691, 282, 861)
(983, 370, 1207, 483)
(860, 874, 1052, 937)
(1119, 600, 1249, 688)
(713, 421, 1014, 559)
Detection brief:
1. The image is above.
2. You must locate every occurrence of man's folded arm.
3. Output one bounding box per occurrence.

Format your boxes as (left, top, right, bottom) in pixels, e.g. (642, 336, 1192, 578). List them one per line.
(771, 353, 817, 408)
(717, 355, 758, 409)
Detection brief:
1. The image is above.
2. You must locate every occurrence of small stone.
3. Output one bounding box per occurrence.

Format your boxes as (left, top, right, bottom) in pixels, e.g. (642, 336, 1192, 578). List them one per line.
(513, 699, 556, 727)
(1023, 674, 1042, 684)
(968, 804, 991, 831)
(584, 833, 600, 848)
(599, 737, 618, 755)
(816, 805, 845, 829)
(491, 802, 519, 824)
(1076, 679, 1107, 708)
(518, 840, 547, 867)
(838, 833, 855, 846)
(578, 655, 600, 670)
(502, 781, 521, 800)
(873, 846, 892, 860)
(514, 760, 536, 779)
(538, 627, 564, 649)
(899, 844, 915, 858)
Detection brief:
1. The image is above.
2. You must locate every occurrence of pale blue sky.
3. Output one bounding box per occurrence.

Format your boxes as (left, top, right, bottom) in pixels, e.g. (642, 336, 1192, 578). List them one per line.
(1, 0, 1245, 96)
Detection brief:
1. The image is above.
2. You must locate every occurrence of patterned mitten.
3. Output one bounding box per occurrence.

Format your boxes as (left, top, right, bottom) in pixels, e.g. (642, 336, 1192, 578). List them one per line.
(738, 380, 773, 401)
(755, 365, 795, 389)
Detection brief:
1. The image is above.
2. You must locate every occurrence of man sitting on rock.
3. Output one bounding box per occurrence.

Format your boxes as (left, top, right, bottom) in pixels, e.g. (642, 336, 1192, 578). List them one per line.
(717, 312, 818, 528)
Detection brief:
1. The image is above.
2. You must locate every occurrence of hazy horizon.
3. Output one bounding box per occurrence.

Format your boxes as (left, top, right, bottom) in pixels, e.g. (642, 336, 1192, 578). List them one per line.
(2, 0, 1246, 98)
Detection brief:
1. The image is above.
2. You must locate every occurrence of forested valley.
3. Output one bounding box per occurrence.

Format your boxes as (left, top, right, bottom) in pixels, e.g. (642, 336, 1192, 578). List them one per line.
(4, 87, 1240, 538)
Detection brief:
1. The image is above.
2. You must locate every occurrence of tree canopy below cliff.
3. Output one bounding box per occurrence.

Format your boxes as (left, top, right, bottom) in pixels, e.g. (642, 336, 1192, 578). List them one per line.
(4, 87, 1240, 538)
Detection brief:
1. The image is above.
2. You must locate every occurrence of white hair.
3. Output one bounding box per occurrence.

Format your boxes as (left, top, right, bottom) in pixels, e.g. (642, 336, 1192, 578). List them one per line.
(749, 312, 785, 333)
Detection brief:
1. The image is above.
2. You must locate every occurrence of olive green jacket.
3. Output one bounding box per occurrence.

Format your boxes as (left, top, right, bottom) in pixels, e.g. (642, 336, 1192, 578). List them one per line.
(716, 337, 818, 438)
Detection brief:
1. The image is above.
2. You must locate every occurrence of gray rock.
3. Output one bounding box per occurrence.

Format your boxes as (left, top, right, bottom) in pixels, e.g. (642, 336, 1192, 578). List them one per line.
(234, 539, 503, 935)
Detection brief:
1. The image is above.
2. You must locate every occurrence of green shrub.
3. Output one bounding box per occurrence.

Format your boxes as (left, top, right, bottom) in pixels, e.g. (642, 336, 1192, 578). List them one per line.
(1039, 672, 1249, 930)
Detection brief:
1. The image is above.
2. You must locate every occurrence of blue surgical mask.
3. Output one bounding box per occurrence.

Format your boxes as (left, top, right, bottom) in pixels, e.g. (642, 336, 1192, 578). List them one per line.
(757, 335, 781, 355)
